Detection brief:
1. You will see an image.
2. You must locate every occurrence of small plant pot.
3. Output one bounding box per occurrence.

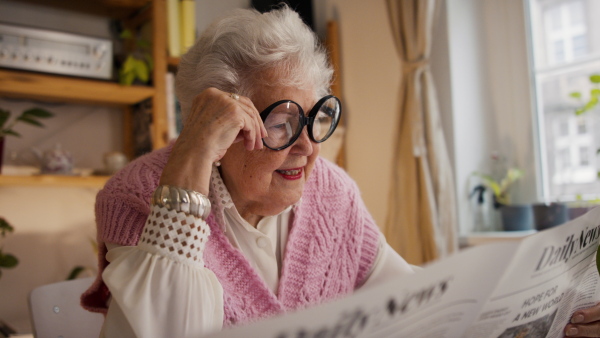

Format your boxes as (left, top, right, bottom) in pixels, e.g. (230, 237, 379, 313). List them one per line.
(500, 204, 534, 231)
(568, 206, 594, 220)
(533, 203, 569, 231)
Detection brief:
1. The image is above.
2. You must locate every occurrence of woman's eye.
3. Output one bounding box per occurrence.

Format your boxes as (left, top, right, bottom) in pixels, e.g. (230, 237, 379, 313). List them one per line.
(269, 123, 287, 130)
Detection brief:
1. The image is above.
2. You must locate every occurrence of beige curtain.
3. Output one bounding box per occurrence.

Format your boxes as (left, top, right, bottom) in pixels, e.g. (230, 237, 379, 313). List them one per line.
(384, 0, 458, 265)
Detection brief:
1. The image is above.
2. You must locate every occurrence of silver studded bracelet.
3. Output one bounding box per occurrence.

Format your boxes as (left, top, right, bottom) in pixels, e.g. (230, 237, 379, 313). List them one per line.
(151, 185, 212, 220)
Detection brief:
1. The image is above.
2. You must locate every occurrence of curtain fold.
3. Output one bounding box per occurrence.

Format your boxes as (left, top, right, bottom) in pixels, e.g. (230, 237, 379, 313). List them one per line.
(384, 0, 458, 265)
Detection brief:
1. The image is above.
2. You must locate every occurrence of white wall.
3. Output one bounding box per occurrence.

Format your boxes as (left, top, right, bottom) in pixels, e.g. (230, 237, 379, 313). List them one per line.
(438, 0, 498, 234)
(0, 187, 99, 332)
(321, 0, 401, 227)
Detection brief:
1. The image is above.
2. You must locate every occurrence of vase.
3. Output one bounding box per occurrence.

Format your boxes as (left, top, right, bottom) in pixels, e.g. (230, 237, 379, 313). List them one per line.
(499, 204, 534, 231)
(568, 206, 594, 220)
(533, 203, 569, 231)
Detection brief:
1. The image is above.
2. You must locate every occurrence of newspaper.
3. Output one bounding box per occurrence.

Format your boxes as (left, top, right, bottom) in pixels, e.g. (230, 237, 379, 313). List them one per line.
(207, 207, 600, 338)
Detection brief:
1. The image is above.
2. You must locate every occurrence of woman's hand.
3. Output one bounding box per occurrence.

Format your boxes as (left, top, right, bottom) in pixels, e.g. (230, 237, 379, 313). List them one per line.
(160, 88, 267, 194)
(565, 303, 600, 337)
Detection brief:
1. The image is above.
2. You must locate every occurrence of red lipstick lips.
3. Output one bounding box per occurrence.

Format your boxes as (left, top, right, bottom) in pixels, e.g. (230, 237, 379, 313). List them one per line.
(275, 167, 303, 180)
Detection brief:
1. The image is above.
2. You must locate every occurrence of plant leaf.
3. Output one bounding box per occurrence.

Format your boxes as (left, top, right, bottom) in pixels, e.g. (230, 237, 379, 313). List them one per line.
(590, 74, 600, 84)
(119, 29, 133, 40)
(592, 88, 600, 97)
(66, 266, 85, 280)
(0, 109, 10, 128)
(133, 59, 149, 83)
(144, 53, 154, 72)
(473, 172, 502, 197)
(120, 70, 136, 86)
(16, 116, 45, 127)
(136, 39, 151, 49)
(22, 108, 54, 118)
(0, 218, 14, 237)
(2, 130, 21, 137)
(0, 252, 18, 268)
(584, 96, 598, 110)
(121, 55, 136, 73)
(569, 92, 582, 99)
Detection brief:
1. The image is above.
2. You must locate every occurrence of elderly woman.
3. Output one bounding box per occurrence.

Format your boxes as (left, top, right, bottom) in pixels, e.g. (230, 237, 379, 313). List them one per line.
(81, 6, 414, 337)
(82, 5, 600, 338)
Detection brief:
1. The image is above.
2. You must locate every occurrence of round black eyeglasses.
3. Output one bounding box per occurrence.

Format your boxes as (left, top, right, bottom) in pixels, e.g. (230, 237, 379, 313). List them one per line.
(260, 95, 342, 151)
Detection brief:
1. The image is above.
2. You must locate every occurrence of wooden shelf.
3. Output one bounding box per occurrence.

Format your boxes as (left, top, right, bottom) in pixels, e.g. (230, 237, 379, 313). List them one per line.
(0, 175, 110, 188)
(167, 57, 180, 67)
(0, 70, 155, 106)
(17, 0, 151, 19)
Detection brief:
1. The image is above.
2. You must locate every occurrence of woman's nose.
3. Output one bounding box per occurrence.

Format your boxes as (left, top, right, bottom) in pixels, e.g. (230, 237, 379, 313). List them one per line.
(290, 127, 314, 156)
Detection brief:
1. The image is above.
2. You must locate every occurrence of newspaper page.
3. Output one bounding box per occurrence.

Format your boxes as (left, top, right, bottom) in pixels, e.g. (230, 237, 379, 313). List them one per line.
(464, 206, 600, 338)
(207, 241, 520, 338)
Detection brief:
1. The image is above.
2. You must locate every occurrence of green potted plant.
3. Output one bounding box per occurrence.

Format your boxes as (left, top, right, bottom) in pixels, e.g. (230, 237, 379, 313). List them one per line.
(0, 217, 18, 279)
(472, 168, 533, 231)
(474, 168, 524, 206)
(118, 29, 153, 86)
(0, 107, 54, 174)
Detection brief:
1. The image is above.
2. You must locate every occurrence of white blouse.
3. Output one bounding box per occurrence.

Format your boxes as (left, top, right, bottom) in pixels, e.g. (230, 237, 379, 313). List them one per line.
(100, 172, 415, 338)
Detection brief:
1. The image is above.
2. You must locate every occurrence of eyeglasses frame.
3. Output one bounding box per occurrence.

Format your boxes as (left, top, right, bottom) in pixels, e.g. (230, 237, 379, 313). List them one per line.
(259, 95, 342, 151)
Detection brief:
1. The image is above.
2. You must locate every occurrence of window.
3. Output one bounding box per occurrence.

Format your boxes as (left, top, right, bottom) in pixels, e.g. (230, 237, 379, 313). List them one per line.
(527, 0, 600, 200)
(558, 119, 569, 137)
(577, 118, 587, 134)
(580, 146, 589, 166)
(572, 35, 587, 58)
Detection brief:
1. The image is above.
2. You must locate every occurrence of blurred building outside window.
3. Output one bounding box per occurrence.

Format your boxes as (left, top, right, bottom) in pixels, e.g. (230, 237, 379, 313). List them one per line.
(527, 0, 600, 201)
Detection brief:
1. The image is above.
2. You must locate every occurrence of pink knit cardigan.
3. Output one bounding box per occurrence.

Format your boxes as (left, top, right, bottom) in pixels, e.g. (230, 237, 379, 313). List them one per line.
(81, 144, 380, 327)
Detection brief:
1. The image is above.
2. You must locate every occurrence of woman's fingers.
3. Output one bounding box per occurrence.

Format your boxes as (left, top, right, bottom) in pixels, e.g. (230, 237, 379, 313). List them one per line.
(573, 303, 600, 324)
(172, 88, 265, 164)
(565, 322, 600, 337)
(238, 96, 268, 138)
(565, 303, 600, 337)
(233, 93, 266, 150)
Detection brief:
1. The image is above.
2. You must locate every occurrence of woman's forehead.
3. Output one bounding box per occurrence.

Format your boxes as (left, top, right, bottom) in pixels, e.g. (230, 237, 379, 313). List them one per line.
(252, 85, 317, 111)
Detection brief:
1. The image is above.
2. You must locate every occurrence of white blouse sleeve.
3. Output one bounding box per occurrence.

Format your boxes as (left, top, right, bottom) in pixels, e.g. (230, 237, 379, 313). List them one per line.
(100, 205, 224, 338)
(360, 234, 417, 289)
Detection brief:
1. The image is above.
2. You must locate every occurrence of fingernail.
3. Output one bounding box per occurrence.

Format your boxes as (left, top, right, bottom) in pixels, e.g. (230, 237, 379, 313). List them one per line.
(572, 314, 584, 323)
(567, 327, 578, 336)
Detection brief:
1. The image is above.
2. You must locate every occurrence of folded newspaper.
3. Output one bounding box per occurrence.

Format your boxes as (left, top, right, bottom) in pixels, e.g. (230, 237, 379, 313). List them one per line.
(207, 207, 600, 338)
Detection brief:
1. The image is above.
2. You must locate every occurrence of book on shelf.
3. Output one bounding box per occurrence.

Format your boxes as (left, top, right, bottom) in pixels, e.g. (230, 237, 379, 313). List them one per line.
(166, 0, 196, 58)
(207, 207, 600, 338)
(166, 0, 181, 58)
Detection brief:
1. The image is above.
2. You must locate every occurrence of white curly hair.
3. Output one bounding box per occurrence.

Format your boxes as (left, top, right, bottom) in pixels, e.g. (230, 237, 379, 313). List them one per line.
(175, 5, 333, 118)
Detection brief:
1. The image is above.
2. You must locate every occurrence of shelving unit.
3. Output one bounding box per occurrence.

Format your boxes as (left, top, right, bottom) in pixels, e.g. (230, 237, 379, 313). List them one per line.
(0, 174, 110, 188)
(0, 0, 170, 187)
(0, 70, 155, 105)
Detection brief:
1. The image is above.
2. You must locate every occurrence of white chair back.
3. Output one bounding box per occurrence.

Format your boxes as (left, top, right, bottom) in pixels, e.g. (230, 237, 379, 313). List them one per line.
(28, 277, 103, 338)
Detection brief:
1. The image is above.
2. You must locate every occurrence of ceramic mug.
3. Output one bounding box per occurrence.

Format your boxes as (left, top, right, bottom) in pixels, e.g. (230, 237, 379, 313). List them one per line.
(103, 152, 128, 174)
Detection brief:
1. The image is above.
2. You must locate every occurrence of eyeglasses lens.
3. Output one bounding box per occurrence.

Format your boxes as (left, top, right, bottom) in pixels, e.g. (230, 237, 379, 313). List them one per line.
(262, 102, 302, 149)
(312, 97, 340, 142)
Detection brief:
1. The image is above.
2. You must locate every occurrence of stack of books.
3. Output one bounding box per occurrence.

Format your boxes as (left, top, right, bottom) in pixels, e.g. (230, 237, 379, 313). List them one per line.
(167, 0, 196, 58)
